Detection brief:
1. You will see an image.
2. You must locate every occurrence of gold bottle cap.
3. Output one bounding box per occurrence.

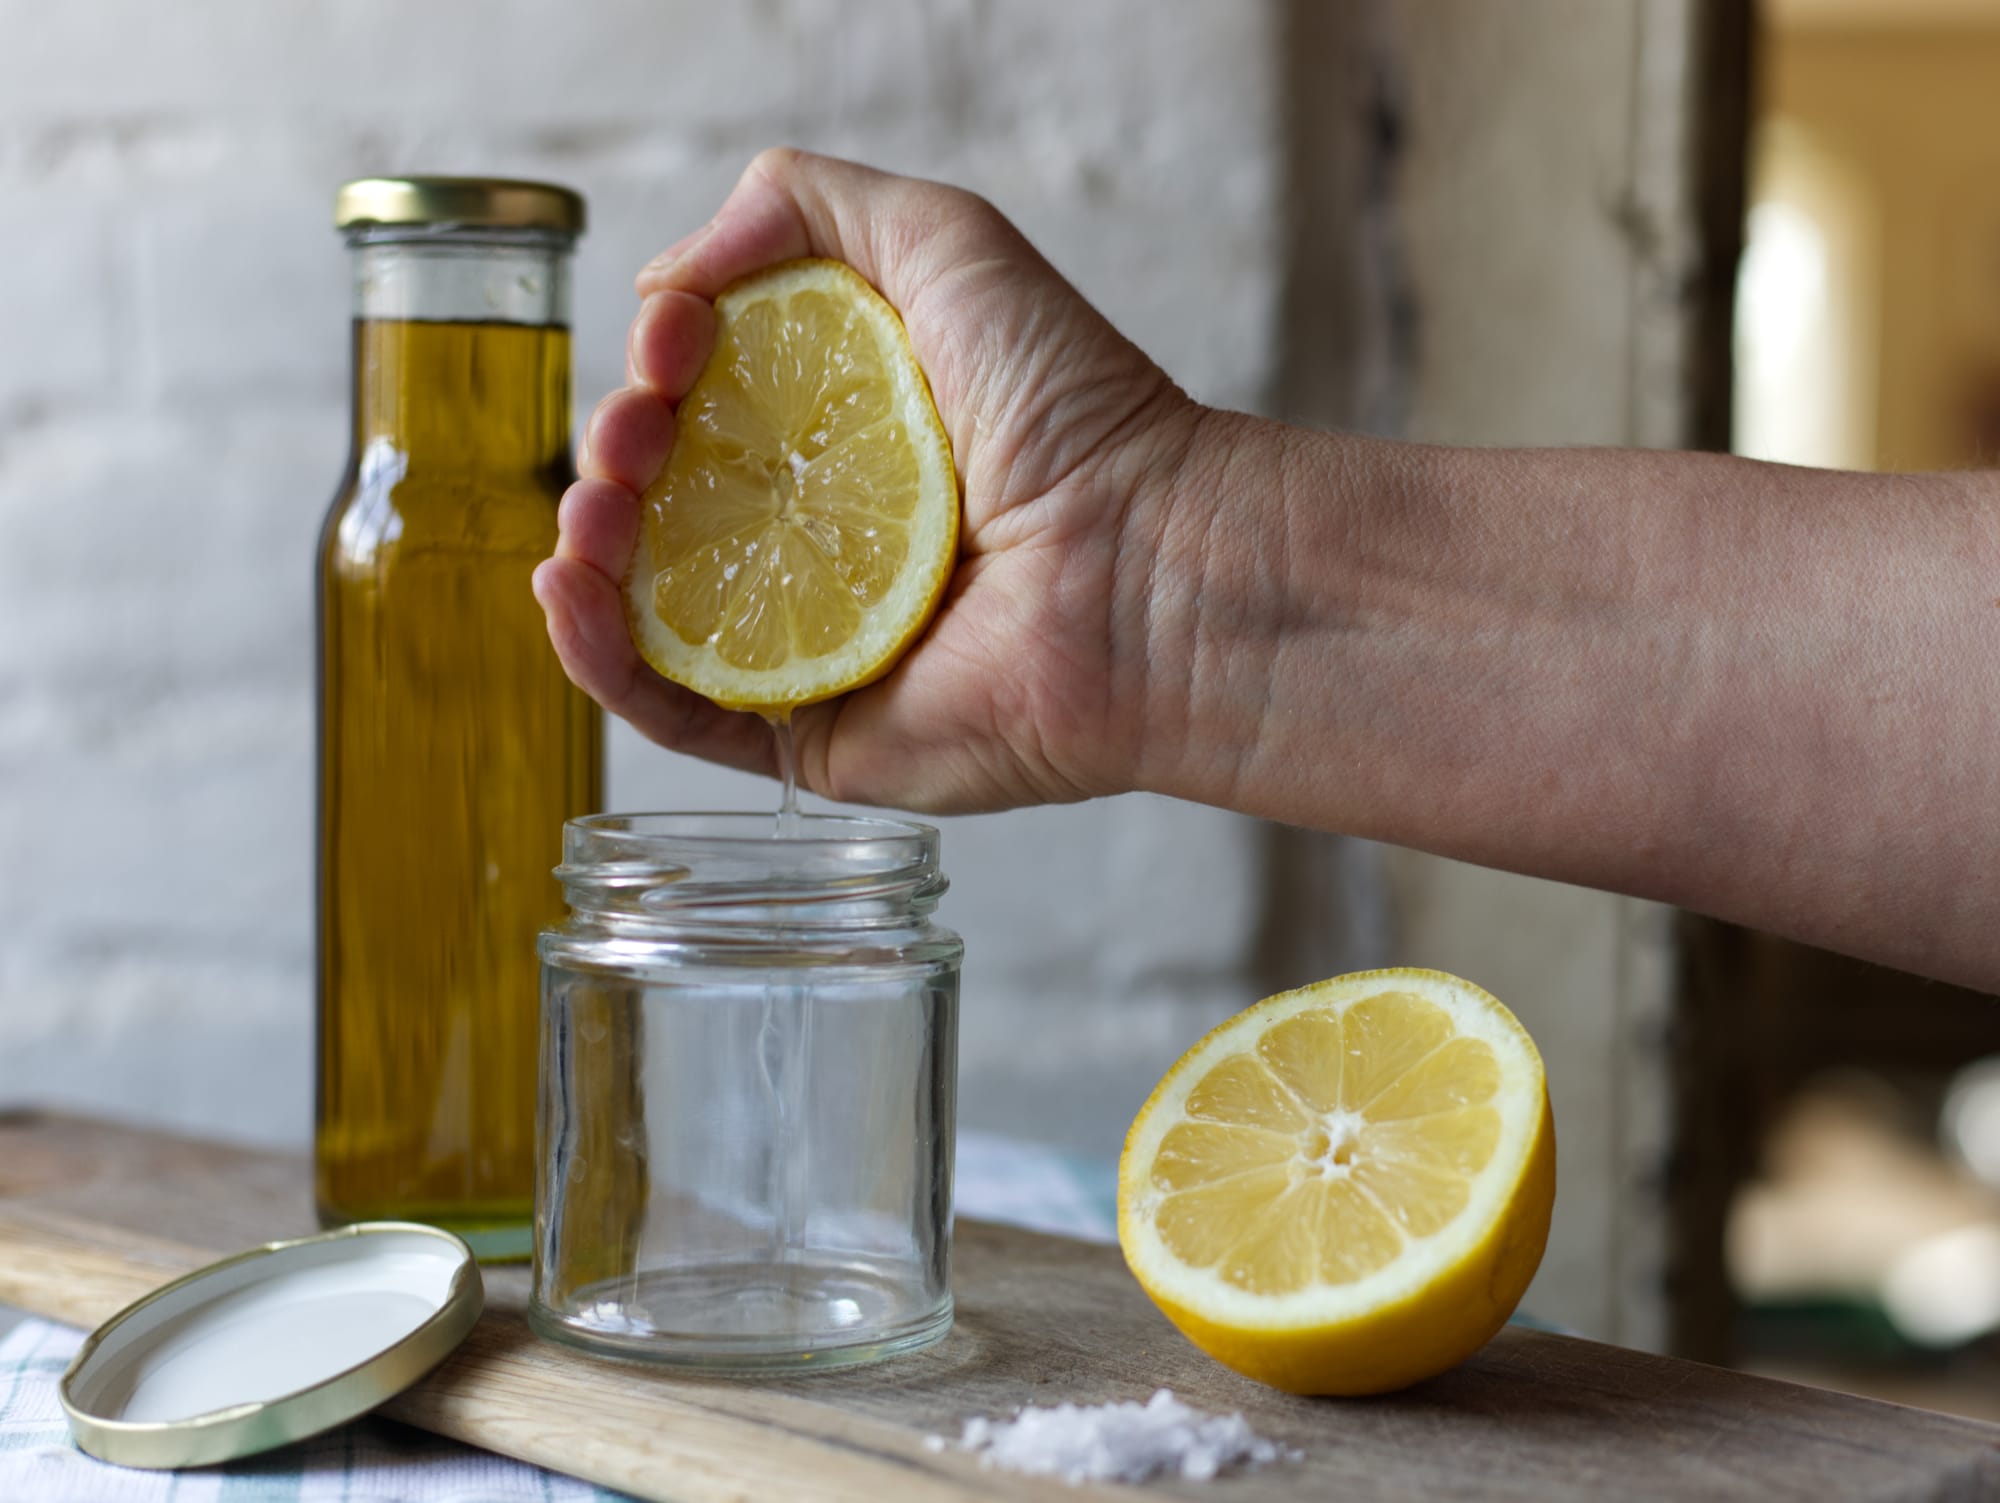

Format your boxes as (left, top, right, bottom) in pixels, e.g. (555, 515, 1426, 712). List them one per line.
(59, 1222, 483, 1469)
(335, 175, 585, 234)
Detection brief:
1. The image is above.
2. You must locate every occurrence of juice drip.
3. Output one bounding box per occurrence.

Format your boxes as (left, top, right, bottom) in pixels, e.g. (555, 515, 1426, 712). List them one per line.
(767, 711, 802, 839)
(758, 709, 811, 1294)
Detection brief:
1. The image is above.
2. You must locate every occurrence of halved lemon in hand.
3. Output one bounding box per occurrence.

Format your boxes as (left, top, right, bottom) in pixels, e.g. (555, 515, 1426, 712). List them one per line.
(1119, 969, 1555, 1395)
(626, 258, 959, 711)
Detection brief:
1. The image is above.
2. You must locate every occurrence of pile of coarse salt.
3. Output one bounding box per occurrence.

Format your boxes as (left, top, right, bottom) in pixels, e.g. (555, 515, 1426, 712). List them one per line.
(925, 1388, 1298, 1485)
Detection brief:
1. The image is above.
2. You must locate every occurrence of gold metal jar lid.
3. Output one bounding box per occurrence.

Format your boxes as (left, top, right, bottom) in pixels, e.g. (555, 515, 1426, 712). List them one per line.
(59, 1222, 483, 1469)
(335, 175, 585, 234)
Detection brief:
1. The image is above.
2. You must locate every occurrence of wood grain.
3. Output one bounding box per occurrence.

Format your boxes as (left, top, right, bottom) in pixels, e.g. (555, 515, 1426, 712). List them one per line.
(3, 1110, 1998, 1501)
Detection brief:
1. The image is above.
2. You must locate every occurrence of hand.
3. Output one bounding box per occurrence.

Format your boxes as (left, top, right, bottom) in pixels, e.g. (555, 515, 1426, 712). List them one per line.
(536, 158, 2000, 992)
(533, 149, 1201, 813)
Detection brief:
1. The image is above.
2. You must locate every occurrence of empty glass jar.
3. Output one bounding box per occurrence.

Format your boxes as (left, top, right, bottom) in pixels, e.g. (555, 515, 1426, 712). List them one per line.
(532, 813, 962, 1370)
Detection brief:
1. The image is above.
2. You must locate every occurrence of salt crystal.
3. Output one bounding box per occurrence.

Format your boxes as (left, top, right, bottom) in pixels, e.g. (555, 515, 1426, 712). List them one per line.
(931, 1388, 1297, 1486)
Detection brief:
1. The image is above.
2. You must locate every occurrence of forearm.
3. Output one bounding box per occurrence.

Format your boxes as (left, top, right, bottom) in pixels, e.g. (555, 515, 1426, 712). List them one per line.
(1138, 410, 2000, 990)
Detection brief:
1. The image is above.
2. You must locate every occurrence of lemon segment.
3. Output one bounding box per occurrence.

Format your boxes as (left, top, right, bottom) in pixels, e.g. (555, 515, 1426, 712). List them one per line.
(626, 258, 958, 711)
(1118, 968, 1555, 1395)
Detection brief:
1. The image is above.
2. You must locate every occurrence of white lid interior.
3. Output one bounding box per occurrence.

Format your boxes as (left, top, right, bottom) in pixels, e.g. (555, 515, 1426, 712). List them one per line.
(67, 1227, 469, 1424)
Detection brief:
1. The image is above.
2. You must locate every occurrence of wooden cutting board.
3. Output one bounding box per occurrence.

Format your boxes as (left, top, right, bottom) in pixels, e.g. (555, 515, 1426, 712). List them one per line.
(2, 1111, 1996, 1502)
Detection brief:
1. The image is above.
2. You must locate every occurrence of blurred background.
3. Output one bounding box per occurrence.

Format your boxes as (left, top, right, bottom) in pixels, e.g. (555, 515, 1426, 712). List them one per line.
(4, 0, 2000, 1414)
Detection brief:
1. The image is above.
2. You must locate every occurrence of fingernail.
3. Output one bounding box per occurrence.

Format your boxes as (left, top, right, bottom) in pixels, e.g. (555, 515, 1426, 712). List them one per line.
(576, 402, 604, 469)
(530, 559, 558, 605)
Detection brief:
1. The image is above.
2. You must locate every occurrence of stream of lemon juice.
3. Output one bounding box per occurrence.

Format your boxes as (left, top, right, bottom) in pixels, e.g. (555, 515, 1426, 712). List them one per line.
(768, 710, 802, 838)
(758, 711, 811, 1295)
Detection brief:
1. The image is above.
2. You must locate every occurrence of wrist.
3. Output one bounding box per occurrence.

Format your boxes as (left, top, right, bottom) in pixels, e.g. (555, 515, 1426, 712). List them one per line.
(1121, 407, 1366, 813)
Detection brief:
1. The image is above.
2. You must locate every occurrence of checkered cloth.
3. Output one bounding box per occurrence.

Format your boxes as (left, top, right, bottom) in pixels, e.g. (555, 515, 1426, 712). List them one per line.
(0, 1130, 1117, 1503)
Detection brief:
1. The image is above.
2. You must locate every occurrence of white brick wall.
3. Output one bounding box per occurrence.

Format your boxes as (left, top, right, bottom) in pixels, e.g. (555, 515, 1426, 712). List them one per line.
(0, 0, 1711, 1348)
(0, 0, 1296, 1158)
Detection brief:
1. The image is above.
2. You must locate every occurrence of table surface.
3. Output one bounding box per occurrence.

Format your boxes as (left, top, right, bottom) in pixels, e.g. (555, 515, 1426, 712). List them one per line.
(5, 1110, 2000, 1502)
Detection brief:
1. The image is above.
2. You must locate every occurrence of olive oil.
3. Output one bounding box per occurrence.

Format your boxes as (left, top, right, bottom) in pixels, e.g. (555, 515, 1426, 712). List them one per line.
(317, 311, 600, 1258)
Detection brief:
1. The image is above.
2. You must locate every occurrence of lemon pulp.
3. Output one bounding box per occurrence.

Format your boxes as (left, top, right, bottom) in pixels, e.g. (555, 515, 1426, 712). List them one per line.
(627, 259, 957, 711)
(1119, 969, 1555, 1395)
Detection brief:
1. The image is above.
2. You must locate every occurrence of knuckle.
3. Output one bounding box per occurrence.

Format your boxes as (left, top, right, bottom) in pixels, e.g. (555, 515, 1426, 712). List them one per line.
(940, 188, 1017, 254)
(956, 189, 1005, 228)
(746, 145, 808, 185)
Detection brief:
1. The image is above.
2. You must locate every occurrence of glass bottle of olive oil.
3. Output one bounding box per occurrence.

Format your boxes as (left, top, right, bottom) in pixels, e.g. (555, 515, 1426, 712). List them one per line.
(317, 178, 602, 1259)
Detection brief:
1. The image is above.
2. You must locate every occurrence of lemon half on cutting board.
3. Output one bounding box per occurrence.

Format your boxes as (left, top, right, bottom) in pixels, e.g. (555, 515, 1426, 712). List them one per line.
(1119, 969, 1555, 1395)
(626, 258, 959, 712)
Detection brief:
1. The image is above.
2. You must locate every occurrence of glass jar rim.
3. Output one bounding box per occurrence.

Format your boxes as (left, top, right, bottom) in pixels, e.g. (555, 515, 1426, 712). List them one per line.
(566, 810, 935, 852)
(555, 811, 944, 916)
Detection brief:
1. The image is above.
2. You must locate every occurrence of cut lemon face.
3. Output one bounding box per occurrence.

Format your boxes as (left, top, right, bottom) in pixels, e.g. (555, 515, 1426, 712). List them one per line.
(1119, 969, 1555, 1395)
(626, 258, 959, 712)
